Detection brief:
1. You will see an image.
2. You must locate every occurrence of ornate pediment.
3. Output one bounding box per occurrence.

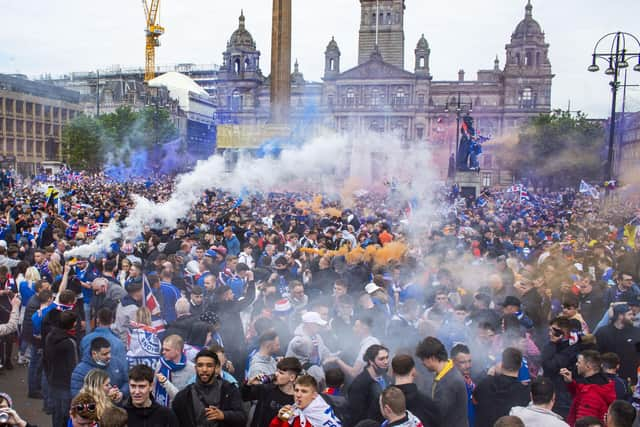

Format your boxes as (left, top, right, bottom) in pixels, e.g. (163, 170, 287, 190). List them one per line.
(337, 57, 415, 80)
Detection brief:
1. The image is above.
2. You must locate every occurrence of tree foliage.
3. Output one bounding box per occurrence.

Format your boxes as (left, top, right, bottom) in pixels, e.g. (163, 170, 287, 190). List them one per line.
(503, 110, 605, 189)
(61, 106, 178, 169)
(61, 115, 103, 171)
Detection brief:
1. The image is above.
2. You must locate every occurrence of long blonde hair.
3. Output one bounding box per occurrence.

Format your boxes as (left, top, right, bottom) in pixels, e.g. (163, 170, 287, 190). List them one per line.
(135, 307, 152, 326)
(48, 258, 63, 278)
(78, 369, 113, 419)
(24, 267, 41, 283)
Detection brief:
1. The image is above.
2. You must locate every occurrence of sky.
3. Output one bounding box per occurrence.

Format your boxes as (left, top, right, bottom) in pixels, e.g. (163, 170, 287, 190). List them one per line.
(1, 0, 639, 118)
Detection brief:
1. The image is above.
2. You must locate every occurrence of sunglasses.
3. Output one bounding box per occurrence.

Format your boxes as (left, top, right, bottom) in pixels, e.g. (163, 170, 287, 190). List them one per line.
(73, 403, 97, 413)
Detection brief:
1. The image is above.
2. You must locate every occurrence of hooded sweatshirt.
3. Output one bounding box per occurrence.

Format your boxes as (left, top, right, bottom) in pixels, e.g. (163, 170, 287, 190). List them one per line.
(472, 374, 530, 427)
(124, 396, 179, 427)
(43, 327, 78, 390)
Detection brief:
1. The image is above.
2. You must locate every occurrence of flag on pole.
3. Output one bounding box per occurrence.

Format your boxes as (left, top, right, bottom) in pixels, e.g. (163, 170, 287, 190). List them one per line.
(142, 274, 161, 317)
(579, 180, 600, 199)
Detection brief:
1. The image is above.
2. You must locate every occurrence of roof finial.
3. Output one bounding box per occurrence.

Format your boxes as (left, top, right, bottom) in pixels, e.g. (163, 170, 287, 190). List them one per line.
(239, 9, 245, 29)
(294, 59, 299, 73)
(494, 55, 500, 70)
(525, 0, 532, 18)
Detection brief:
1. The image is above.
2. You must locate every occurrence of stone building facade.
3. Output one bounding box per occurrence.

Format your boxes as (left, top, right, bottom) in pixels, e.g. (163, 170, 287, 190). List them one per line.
(0, 74, 82, 175)
(216, 0, 553, 185)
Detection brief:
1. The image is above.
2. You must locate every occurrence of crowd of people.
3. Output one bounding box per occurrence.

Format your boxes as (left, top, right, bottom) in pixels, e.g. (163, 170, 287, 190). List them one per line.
(0, 169, 639, 427)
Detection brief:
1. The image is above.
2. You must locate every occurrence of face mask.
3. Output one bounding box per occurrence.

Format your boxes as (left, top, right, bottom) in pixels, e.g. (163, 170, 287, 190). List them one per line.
(95, 359, 107, 367)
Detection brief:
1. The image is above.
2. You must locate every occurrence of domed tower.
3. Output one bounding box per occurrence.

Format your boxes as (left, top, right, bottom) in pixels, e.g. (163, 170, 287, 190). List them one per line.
(324, 37, 341, 80)
(219, 11, 261, 81)
(414, 34, 431, 79)
(503, 1, 553, 111)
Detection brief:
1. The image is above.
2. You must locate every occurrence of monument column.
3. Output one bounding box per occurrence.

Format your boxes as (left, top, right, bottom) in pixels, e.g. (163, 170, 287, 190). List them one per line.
(270, 0, 292, 124)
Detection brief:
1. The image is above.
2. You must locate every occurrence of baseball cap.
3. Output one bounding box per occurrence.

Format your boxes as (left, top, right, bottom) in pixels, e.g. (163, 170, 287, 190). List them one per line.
(364, 282, 382, 294)
(613, 303, 631, 317)
(302, 311, 327, 326)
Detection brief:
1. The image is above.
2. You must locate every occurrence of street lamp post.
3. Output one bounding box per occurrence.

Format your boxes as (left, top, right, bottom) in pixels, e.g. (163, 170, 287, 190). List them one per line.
(588, 32, 640, 189)
(444, 92, 473, 172)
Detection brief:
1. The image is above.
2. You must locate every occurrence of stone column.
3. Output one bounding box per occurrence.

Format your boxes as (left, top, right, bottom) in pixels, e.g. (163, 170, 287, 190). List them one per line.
(270, 0, 292, 124)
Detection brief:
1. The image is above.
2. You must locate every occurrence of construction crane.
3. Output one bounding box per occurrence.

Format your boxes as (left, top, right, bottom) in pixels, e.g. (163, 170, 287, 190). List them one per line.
(143, 0, 164, 81)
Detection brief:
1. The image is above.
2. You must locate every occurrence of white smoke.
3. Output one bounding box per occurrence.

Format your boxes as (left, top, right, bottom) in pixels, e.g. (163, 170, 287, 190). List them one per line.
(64, 129, 439, 258)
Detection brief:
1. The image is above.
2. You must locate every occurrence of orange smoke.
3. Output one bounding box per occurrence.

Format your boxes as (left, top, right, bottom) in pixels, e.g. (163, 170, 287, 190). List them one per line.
(300, 241, 407, 267)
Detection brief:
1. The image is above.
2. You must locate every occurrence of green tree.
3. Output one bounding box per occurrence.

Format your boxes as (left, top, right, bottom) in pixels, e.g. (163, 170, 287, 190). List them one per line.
(503, 110, 605, 189)
(139, 106, 178, 148)
(98, 106, 137, 150)
(61, 115, 103, 171)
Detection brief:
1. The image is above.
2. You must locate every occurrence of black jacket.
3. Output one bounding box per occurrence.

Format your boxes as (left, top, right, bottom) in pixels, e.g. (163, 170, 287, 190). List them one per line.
(124, 396, 179, 427)
(579, 287, 606, 331)
(241, 383, 293, 427)
(596, 323, 640, 381)
(347, 370, 387, 424)
(43, 327, 78, 390)
(473, 374, 530, 427)
(541, 340, 578, 418)
(394, 383, 441, 427)
(21, 294, 40, 345)
(165, 315, 196, 342)
(172, 380, 246, 427)
(205, 282, 256, 361)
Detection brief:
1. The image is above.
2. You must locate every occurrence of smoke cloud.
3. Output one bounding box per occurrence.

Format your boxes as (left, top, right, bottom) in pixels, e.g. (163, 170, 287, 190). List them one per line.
(65, 129, 439, 259)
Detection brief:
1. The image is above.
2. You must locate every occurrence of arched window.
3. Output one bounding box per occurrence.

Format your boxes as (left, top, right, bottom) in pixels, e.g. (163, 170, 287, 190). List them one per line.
(386, 13, 392, 24)
(394, 88, 406, 105)
(245, 58, 251, 70)
(516, 53, 521, 66)
(329, 58, 335, 71)
(536, 52, 541, 66)
(418, 56, 425, 68)
(525, 52, 533, 67)
(378, 13, 384, 25)
(372, 13, 376, 25)
(234, 59, 241, 74)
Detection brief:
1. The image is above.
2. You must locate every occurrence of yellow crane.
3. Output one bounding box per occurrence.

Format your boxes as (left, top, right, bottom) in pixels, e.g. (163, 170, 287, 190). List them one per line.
(143, 0, 164, 81)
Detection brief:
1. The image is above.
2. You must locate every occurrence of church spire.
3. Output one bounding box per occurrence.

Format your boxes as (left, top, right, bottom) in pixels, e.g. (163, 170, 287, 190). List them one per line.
(525, 0, 532, 19)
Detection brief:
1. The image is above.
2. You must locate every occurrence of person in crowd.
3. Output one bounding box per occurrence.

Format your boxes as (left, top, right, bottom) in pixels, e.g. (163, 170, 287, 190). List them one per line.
(247, 329, 280, 379)
(270, 375, 342, 427)
(241, 357, 302, 427)
(575, 417, 604, 427)
(71, 337, 128, 398)
(99, 406, 128, 427)
(595, 304, 640, 383)
(379, 386, 424, 427)
(43, 310, 79, 427)
(155, 334, 196, 407)
(78, 368, 122, 419)
(600, 353, 630, 402)
(542, 316, 578, 418)
(391, 354, 440, 427)
(560, 350, 616, 426)
(124, 364, 179, 427)
(473, 347, 531, 427)
(416, 337, 468, 427)
(0, 392, 36, 427)
(347, 344, 390, 423)
(172, 349, 246, 427)
(79, 308, 127, 375)
(68, 392, 100, 427)
(113, 278, 143, 341)
(604, 400, 636, 427)
(326, 315, 380, 378)
(494, 416, 525, 427)
(451, 344, 476, 427)
(509, 376, 569, 426)
(188, 286, 205, 318)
